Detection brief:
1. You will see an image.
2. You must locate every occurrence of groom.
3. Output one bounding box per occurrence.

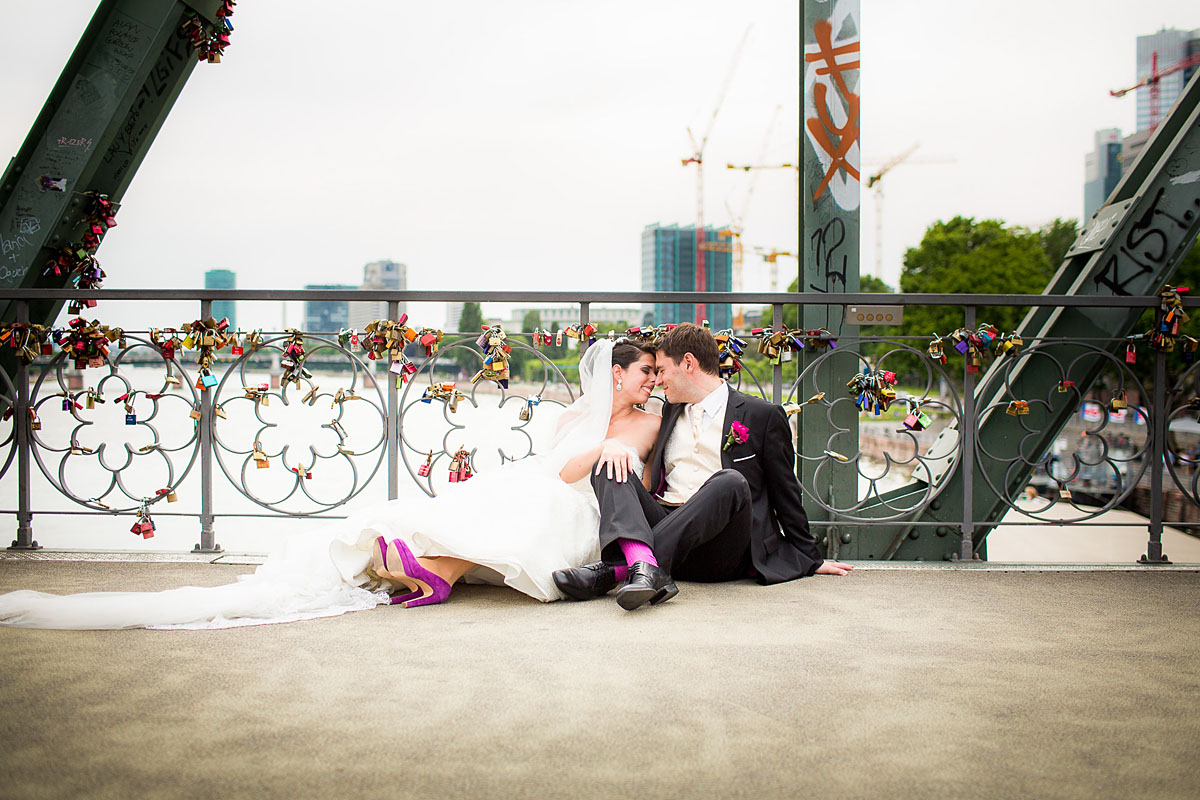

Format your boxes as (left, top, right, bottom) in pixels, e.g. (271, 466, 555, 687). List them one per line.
(553, 323, 853, 610)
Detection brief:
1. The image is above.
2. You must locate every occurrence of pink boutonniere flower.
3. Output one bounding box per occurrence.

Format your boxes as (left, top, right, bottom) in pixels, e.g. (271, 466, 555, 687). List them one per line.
(724, 420, 749, 451)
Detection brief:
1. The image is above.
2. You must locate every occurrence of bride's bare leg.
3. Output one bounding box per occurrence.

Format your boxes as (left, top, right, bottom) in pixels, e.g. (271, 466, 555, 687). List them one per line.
(416, 556, 476, 586)
(379, 540, 475, 606)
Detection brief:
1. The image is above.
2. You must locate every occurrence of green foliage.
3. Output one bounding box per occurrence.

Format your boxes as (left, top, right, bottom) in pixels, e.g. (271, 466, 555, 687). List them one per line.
(759, 277, 800, 330)
(452, 302, 484, 372)
(1037, 217, 1078, 269)
(860, 274, 894, 293)
(899, 216, 1053, 338)
(508, 309, 543, 375)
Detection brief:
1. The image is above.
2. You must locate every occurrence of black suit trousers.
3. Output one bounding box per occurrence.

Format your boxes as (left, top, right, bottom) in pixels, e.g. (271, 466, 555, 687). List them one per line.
(590, 468, 754, 582)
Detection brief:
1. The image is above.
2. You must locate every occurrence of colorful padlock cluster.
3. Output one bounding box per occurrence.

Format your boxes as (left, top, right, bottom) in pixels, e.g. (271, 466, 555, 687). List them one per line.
(847, 368, 898, 415)
(473, 325, 512, 388)
(928, 325, 1022, 373)
(713, 330, 747, 379)
(341, 316, 442, 386)
(1125, 285, 1195, 364)
(40, 191, 117, 315)
(181, 0, 235, 63)
(532, 323, 598, 348)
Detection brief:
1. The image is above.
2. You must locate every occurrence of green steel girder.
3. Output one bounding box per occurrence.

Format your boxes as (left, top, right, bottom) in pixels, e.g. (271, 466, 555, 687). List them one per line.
(0, 0, 225, 331)
(853, 68, 1200, 561)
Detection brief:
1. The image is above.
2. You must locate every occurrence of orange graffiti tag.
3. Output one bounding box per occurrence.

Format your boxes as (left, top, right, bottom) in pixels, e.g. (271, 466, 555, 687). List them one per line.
(804, 19, 860, 202)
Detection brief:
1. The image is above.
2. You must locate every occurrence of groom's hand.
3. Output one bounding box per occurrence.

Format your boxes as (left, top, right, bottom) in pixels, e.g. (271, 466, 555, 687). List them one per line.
(815, 561, 855, 576)
(594, 439, 634, 483)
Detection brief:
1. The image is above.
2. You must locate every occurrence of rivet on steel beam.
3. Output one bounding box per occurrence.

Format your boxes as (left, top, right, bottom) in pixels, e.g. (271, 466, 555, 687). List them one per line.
(908, 529, 920, 539)
(839, 531, 852, 544)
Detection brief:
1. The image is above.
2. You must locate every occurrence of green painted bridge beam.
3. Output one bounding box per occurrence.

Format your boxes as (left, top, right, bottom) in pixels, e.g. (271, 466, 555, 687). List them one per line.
(0, 0, 225, 331)
(856, 68, 1200, 561)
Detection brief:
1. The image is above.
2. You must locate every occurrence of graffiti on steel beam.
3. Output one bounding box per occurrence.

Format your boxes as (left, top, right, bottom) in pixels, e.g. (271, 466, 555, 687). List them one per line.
(1093, 186, 1200, 295)
(804, 0, 860, 210)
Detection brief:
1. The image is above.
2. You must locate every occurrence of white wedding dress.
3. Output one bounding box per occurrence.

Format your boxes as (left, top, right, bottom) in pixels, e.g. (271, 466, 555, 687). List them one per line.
(0, 342, 636, 630)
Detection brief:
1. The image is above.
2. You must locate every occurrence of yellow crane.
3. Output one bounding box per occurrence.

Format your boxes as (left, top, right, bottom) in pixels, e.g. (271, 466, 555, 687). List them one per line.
(681, 26, 751, 323)
(864, 145, 954, 279)
(702, 105, 782, 327)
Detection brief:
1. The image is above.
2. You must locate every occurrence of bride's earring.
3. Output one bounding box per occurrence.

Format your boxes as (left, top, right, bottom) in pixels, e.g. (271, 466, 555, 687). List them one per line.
(616, 378, 623, 391)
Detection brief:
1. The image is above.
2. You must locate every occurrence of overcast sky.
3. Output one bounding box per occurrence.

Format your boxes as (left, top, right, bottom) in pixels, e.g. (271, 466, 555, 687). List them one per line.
(2, 1, 1198, 331)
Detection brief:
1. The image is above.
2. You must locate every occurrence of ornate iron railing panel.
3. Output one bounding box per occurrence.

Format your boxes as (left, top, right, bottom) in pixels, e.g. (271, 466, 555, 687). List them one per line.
(0, 290, 1194, 564)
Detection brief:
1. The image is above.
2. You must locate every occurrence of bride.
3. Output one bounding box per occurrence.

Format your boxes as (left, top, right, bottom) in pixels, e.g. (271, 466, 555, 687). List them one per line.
(0, 339, 661, 629)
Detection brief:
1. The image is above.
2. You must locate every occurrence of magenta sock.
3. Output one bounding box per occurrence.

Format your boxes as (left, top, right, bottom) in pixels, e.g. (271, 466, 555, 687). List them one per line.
(613, 564, 629, 582)
(618, 538, 658, 569)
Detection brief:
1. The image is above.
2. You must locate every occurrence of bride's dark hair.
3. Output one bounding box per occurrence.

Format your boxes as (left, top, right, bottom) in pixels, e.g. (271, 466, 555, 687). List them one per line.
(612, 339, 657, 369)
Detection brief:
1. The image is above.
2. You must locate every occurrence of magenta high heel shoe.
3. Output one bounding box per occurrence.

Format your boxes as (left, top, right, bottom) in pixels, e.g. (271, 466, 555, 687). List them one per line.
(386, 538, 452, 608)
(371, 535, 421, 605)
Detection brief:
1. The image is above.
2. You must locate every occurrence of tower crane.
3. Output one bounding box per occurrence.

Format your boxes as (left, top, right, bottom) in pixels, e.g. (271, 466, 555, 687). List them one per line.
(702, 105, 782, 328)
(682, 26, 751, 324)
(864, 145, 955, 280)
(866, 143, 918, 279)
(1111, 51, 1200, 130)
(725, 158, 798, 295)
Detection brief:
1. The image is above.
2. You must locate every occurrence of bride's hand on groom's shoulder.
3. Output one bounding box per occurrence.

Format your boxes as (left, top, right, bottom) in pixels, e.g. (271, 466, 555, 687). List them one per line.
(815, 561, 855, 576)
(594, 439, 635, 483)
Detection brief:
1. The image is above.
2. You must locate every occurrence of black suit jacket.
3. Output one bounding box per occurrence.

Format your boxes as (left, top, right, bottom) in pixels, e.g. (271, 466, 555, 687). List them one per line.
(648, 387, 824, 583)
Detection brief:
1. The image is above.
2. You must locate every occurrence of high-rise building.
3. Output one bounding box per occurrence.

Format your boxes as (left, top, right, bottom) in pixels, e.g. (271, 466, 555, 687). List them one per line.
(641, 224, 732, 331)
(304, 285, 356, 333)
(1136, 28, 1200, 131)
(1083, 27, 1200, 219)
(204, 269, 236, 329)
(347, 260, 407, 330)
(1083, 129, 1124, 220)
(445, 302, 465, 333)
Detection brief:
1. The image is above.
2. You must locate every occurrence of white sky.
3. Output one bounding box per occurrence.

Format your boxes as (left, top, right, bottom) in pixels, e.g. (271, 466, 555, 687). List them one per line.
(2, 1, 1198, 331)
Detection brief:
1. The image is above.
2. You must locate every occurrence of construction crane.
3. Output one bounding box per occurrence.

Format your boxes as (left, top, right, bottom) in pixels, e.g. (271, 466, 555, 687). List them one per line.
(725, 157, 799, 296)
(703, 105, 782, 328)
(864, 145, 955, 280)
(1111, 50, 1200, 130)
(865, 143, 919, 279)
(682, 26, 751, 324)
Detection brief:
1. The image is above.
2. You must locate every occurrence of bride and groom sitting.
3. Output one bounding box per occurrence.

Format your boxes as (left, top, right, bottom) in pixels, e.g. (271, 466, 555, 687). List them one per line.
(551, 322, 853, 611)
(0, 323, 851, 630)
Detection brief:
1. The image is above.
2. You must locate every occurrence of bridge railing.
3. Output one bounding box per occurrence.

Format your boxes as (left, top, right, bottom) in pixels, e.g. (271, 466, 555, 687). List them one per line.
(0, 288, 1195, 562)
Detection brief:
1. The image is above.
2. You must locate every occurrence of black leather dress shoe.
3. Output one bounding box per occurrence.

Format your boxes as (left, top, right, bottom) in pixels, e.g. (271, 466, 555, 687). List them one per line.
(553, 561, 618, 601)
(615, 562, 678, 610)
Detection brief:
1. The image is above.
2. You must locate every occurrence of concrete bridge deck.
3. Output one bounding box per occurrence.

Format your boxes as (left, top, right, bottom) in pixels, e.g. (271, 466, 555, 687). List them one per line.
(1, 558, 1198, 799)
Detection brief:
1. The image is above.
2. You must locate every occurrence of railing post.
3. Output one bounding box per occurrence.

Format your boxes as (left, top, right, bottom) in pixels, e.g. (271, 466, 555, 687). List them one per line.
(580, 302, 590, 356)
(193, 299, 220, 552)
(387, 299, 399, 501)
(959, 304, 976, 561)
(1142, 342, 1169, 563)
(9, 301, 39, 550)
(771, 303, 783, 404)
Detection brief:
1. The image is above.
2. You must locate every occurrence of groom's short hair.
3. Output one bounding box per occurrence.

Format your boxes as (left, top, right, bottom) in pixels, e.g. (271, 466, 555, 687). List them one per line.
(659, 323, 720, 375)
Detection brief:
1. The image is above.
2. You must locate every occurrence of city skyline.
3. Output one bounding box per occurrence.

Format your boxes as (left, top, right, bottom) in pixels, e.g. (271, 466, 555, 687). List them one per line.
(2, 1, 1198, 333)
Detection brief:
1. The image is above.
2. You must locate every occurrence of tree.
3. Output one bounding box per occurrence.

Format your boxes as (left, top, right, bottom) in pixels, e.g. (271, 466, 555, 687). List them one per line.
(507, 309, 542, 378)
(452, 302, 483, 372)
(899, 216, 1053, 338)
(1037, 217, 1078, 269)
(759, 273, 892, 330)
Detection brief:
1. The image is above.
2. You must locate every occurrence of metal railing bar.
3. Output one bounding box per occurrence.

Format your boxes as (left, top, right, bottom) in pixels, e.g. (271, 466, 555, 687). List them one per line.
(0, 289, 1191, 309)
